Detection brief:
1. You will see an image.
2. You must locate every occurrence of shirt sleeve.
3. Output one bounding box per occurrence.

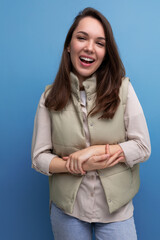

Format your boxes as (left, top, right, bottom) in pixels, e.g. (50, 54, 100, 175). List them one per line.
(119, 82, 151, 168)
(31, 92, 58, 176)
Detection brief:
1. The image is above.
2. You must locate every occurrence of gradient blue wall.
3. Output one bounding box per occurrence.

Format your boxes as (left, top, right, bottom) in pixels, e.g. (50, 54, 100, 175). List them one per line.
(0, 0, 159, 239)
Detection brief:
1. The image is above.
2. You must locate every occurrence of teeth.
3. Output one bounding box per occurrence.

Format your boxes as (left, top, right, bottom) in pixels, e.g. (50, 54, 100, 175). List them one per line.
(80, 57, 94, 63)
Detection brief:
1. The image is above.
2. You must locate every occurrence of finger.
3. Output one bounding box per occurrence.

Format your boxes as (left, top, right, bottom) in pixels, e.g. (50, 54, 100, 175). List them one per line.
(63, 156, 69, 160)
(90, 154, 110, 163)
(70, 159, 77, 174)
(77, 161, 86, 175)
(66, 164, 72, 174)
(106, 151, 123, 166)
(105, 144, 110, 155)
(110, 149, 123, 159)
(119, 156, 125, 163)
(105, 144, 107, 154)
(66, 158, 70, 169)
(108, 156, 124, 168)
(73, 161, 78, 172)
(66, 159, 71, 173)
(67, 159, 76, 174)
(105, 144, 109, 154)
(73, 160, 81, 174)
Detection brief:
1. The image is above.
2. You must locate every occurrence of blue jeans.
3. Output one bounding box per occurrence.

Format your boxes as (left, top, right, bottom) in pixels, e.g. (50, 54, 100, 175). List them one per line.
(50, 202, 137, 240)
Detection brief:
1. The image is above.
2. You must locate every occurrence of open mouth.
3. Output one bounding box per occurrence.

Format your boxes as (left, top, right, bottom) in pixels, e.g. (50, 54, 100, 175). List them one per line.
(79, 56, 95, 64)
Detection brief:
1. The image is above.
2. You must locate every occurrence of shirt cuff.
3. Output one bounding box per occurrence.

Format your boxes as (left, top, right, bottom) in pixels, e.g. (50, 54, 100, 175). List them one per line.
(33, 153, 58, 176)
(119, 141, 142, 168)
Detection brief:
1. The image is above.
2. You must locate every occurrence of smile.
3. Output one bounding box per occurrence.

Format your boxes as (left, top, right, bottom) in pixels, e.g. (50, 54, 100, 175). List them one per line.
(79, 56, 95, 64)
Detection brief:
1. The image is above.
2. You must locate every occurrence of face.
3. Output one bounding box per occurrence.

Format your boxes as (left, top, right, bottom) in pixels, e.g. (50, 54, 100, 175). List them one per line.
(68, 16, 106, 84)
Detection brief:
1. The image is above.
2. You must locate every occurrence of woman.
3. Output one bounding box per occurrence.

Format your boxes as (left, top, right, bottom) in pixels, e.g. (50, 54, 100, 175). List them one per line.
(32, 7, 151, 240)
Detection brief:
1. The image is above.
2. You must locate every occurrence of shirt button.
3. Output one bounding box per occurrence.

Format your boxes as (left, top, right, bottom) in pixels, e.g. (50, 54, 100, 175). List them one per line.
(90, 122, 93, 127)
(88, 97, 91, 101)
(108, 199, 111, 203)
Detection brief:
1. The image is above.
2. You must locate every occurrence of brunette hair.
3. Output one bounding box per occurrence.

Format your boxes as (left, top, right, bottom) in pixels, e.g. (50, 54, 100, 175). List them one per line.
(45, 7, 125, 119)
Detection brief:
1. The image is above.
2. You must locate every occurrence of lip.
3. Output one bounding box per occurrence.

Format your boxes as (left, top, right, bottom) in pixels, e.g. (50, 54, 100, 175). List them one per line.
(79, 55, 95, 67)
(79, 55, 95, 61)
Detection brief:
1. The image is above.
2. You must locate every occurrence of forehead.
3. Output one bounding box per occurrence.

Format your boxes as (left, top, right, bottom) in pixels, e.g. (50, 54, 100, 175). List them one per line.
(74, 16, 105, 37)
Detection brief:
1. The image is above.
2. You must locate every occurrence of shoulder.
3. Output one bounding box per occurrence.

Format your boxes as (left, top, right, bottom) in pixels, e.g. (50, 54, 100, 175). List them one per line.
(44, 84, 52, 97)
(126, 82, 143, 113)
(38, 92, 46, 108)
(121, 77, 139, 97)
(45, 84, 52, 92)
(39, 84, 51, 107)
(38, 84, 52, 106)
(119, 77, 130, 105)
(121, 76, 130, 90)
(120, 77, 141, 109)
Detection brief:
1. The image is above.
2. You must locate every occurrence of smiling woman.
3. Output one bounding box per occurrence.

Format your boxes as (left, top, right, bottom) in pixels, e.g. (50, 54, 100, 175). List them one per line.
(68, 17, 106, 86)
(31, 7, 151, 240)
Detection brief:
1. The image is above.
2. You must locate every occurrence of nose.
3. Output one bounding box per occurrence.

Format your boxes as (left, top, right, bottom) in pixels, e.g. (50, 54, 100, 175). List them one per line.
(84, 40, 95, 53)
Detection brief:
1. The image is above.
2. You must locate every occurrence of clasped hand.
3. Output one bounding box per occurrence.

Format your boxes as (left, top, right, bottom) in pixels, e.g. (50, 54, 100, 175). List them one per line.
(63, 145, 124, 175)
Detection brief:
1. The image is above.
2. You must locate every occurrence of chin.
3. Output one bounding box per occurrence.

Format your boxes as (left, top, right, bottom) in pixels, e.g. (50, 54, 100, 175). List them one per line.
(79, 70, 95, 78)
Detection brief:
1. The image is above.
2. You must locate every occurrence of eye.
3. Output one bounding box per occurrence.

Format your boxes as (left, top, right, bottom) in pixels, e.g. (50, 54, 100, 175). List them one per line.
(77, 36, 86, 41)
(96, 42, 105, 47)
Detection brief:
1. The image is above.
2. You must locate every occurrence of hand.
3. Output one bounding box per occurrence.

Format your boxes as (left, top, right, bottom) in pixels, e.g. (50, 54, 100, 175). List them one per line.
(104, 144, 125, 167)
(83, 144, 124, 171)
(63, 146, 104, 175)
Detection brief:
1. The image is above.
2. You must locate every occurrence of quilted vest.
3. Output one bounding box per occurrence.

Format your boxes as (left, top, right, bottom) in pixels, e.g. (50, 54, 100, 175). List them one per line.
(48, 72, 140, 214)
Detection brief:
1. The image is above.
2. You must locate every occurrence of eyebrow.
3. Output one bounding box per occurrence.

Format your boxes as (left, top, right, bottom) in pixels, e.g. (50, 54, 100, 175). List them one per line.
(77, 31, 106, 41)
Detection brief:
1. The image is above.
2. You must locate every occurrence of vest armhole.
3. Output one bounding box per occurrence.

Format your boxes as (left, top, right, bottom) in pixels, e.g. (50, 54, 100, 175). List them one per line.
(45, 84, 52, 92)
(44, 85, 52, 98)
(121, 77, 130, 108)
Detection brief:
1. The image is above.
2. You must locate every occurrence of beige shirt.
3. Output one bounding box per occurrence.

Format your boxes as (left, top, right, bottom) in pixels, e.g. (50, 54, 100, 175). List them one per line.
(31, 82, 151, 223)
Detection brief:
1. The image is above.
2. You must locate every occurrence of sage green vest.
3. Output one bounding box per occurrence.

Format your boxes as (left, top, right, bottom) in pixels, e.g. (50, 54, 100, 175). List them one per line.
(48, 73, 140, 214)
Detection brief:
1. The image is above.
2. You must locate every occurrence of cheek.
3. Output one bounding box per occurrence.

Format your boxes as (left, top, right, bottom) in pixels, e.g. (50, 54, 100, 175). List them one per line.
(70, 40, 81, 53)
(70, 46, 78, 62)
(100, 48, 106, 58)
(98, 50, 106, 63)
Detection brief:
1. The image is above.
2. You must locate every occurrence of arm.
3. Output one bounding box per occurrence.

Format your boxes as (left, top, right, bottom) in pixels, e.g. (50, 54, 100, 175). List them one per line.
(49, 145, 124, 174)
(83, 144, 124, 172)
(49, 157, 68, 173)
(31, 93, 121, 175)
(119, 82, 151, 167)
(63, 144, 125, 174)
(32, 92, 60, 176)
(63, 82, 151, 173)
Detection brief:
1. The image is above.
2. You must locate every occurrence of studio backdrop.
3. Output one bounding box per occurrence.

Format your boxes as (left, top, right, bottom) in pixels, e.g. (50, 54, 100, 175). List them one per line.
(0, 0, 159, 239)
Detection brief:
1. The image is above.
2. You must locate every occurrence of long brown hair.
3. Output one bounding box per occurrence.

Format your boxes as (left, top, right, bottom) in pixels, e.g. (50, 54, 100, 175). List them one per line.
(45, 7, 125, 119)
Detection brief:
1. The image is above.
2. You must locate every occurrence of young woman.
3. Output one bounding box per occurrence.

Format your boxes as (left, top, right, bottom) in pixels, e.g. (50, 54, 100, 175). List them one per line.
(32, 7, 151, 240)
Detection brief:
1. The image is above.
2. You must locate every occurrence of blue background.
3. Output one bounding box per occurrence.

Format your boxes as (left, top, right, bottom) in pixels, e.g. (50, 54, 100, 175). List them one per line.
(0, 0, 159, 239)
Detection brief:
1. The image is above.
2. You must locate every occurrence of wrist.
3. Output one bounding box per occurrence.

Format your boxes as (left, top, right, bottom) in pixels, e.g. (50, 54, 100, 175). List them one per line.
(49, 157, 68, 173)
(83, 161, 92, 172)
(83, 162, 88, 171)
(91, 145, 105, 155)
(109, 144, 123, 155)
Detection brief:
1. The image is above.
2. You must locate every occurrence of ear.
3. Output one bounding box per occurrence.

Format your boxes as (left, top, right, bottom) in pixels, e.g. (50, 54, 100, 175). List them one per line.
(67, 46, 70, 53)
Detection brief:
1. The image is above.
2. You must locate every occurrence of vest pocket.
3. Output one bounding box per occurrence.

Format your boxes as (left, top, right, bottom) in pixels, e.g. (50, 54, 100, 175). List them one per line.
(98, 163, 129, 177)
(99, 164, 140, 213)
